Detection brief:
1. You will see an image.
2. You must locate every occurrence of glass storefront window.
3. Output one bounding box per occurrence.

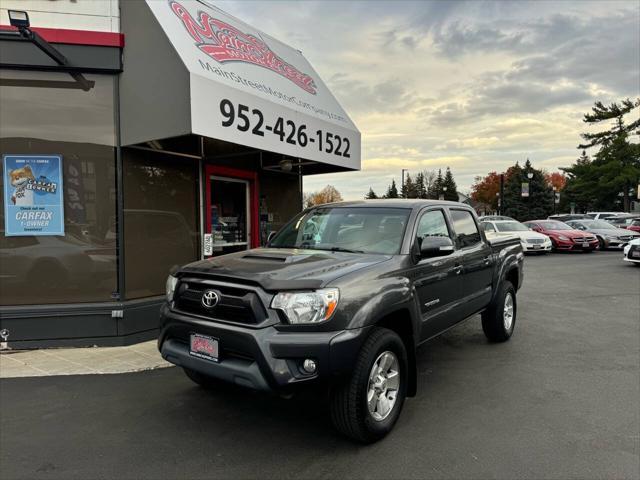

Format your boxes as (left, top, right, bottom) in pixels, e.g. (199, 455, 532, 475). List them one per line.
(123, 149, 198, 299)
(0, 70, 117, 305)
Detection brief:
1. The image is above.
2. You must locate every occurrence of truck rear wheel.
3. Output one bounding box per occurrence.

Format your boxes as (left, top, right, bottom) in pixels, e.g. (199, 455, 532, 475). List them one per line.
(481, 280, 516, 342)
(330, 327, 408, 443)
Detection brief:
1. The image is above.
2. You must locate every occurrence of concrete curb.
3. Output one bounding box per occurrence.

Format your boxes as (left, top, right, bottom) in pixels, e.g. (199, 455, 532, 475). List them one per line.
(0, 340, 173, 378)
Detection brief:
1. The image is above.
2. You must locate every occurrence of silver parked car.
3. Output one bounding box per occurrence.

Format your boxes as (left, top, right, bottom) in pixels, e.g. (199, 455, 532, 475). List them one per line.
(565, 219, 640, 250)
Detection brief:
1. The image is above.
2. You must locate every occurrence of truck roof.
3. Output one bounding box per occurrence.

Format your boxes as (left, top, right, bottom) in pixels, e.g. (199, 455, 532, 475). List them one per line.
(309, 199, 469, 209)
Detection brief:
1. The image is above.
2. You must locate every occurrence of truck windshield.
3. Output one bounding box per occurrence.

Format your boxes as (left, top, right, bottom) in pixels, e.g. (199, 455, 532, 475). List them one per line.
(269, 207, 411, 255)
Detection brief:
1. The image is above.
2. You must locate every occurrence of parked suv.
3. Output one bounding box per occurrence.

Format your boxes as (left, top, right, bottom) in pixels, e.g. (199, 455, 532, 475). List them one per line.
(159, 201, 524, 443)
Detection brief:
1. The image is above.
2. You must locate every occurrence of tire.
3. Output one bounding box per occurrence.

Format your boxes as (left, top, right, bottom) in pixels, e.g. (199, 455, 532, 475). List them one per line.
(183, 367, 220, 389)
(330, 327, 408, 443)
(481, 280, 517, 342)
(597, 236, 605, 250)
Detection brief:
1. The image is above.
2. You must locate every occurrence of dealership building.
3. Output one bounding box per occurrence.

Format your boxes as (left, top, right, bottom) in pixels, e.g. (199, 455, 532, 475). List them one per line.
(0, 0, 360, 347)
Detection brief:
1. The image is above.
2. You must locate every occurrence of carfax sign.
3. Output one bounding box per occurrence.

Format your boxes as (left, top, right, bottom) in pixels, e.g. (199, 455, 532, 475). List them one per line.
(3, 155, 65, 236)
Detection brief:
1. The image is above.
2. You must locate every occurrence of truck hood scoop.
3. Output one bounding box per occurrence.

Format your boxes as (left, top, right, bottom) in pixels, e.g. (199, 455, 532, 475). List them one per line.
(179, 248, 391, 290)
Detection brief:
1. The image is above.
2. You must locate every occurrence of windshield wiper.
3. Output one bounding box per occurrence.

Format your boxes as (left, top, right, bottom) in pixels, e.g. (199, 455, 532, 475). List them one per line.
(324, 247, 366, 253)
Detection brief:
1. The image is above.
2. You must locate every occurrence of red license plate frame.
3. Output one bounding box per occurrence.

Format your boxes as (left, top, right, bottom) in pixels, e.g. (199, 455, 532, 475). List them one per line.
(189, 333, 219, 362)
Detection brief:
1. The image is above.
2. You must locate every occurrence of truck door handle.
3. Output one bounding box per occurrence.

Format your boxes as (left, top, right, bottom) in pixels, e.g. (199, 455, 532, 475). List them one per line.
(483, 256, 491, 265)
(453, 265, 463, 275)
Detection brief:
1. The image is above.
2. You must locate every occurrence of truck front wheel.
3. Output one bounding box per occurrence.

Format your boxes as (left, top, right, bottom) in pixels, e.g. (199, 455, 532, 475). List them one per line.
(481, 280, 517, 342)
(330, 327, 408, 443)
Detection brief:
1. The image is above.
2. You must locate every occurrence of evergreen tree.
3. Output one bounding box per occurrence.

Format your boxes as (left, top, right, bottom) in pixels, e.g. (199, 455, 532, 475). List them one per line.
(402, 173, 418, 198)
(385, 179, 399, 198)
(414, 173, 427, 199)
(365, 187, 378, 199)
(503, 159, 554, 221)
(430, 169, 444, 199)
(442, 167, 459, 201)
(576, 98, 640, 211)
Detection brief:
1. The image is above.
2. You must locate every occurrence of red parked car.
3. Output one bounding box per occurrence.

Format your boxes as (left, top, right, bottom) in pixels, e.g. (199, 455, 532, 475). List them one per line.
(523, 220, 599, 252)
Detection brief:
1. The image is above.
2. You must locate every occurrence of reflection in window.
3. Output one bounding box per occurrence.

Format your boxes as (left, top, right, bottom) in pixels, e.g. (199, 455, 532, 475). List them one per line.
(123, 149, 198, 299)
(450, 210, 481, 249)
(0, 71, 117, 305)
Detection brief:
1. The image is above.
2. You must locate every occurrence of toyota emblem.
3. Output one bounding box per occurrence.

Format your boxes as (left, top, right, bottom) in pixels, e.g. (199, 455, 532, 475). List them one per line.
(201, 290, 220, 309)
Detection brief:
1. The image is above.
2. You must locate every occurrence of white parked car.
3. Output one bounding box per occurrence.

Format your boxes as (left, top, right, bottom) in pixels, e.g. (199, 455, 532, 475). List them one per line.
(481, 220, 552, 253)
(587, 212, 626, 220)
(623, 238, 640, 265)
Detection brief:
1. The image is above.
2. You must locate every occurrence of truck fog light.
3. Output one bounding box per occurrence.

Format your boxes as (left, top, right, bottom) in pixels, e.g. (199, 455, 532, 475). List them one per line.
(302, 359, 317, 374)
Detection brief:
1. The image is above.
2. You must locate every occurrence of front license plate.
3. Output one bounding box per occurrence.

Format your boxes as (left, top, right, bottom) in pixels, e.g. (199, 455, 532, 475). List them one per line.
(190, 333, 219, 362)
(632, 251, 640, 258)
(533, 245, 541, 249)
(582, 242, 590, 248)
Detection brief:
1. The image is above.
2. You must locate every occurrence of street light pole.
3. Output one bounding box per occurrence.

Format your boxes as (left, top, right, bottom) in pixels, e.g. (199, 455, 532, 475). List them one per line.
(526, 171, 533, 219)
(401, 169, 408, 198)
(499, 174, 504, 215)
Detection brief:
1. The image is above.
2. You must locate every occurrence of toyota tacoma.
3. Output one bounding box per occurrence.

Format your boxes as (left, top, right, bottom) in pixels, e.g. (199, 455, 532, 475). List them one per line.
(159, 200, 524, 443)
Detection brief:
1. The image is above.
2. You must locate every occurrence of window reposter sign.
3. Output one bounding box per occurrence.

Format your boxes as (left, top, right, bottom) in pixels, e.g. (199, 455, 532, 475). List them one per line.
(3, 155, 64, 236)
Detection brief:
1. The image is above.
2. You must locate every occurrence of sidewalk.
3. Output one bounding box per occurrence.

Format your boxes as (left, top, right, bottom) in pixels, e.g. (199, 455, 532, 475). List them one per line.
(0, 340, 172, 378)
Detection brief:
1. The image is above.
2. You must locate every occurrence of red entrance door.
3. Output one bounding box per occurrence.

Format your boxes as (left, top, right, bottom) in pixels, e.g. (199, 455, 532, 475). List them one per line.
(204, 165, 259, 256)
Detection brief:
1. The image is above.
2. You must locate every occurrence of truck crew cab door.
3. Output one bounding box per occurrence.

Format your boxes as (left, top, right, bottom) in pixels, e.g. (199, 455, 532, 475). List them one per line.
(412, 208, 464, 342)
(448, 209, 493, 319)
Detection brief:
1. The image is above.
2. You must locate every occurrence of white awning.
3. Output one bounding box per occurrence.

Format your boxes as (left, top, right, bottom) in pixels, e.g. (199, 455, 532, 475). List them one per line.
(122, 0, 360, 171)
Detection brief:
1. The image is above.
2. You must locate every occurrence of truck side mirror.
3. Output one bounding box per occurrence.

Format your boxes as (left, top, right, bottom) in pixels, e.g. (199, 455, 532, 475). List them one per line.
(419, 236, 454, 258)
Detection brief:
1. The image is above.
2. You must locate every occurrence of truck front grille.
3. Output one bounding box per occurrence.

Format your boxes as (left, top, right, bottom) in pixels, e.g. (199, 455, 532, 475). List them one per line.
(174, 281, 268, 325)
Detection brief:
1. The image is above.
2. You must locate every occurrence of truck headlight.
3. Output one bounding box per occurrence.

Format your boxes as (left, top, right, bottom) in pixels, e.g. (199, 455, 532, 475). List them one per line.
(558, 235, 569, 241)
(166, 275, 178, 302)
(271, 288, 339, 324)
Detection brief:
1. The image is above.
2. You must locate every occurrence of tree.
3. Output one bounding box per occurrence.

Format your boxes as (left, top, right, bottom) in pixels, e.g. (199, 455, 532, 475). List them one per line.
(579, 98, 640, 148)
(414, 173, 427, 199)
(429, 169, 444, 199)
(471, 171, 501, 211)
(503, 159, 554, 221)
(574, 98, 640, 211)
(545, 172, 566, 191)
(401, 173, 418, 198)
(305, 185, 343, 207)
(365, 187, 378, 199)
(384, 179, 399, 198)
(422, 170, 437, 199)
(442, 167, 458, 201)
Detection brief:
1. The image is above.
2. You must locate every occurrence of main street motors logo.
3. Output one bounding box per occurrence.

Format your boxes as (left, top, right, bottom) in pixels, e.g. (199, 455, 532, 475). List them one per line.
(170, 1, 317, 95)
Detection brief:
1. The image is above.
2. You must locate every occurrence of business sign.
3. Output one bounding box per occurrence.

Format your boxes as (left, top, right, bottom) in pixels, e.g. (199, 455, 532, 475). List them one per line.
(521, 182, 529, 198)
(146, 0, 360, 170)
(3, 155, 64, 236)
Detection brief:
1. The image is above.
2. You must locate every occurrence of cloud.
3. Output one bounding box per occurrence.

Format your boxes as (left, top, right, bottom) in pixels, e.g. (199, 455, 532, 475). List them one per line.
(213, 1, 638, 199)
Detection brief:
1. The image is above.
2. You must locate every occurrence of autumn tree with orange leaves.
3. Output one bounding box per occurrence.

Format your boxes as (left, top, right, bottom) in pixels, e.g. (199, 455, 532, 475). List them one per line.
(304, 185, 343, 207)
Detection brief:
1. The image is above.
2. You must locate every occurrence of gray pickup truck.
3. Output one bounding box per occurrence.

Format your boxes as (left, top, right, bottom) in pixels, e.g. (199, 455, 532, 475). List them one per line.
(160, 200, 524, 443)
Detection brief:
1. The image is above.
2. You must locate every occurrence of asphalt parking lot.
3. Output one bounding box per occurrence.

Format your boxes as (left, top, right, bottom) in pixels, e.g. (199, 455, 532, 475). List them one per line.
(1, 251, 638, 480)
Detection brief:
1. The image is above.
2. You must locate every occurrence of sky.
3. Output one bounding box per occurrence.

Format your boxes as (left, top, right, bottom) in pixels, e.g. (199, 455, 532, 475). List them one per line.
(216, 0, 640, 199)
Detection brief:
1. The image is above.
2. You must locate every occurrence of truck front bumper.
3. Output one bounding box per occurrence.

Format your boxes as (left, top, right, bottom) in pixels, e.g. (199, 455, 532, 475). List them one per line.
(158, 304, 369, 393)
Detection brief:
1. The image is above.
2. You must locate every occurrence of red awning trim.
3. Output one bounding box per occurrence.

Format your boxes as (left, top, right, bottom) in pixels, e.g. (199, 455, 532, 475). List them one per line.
(0, 25, 124, 47)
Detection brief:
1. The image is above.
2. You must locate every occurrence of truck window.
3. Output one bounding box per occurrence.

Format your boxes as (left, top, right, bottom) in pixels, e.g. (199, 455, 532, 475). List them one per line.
(416, 210, 450, 239)
(450, 210, 481, 249)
